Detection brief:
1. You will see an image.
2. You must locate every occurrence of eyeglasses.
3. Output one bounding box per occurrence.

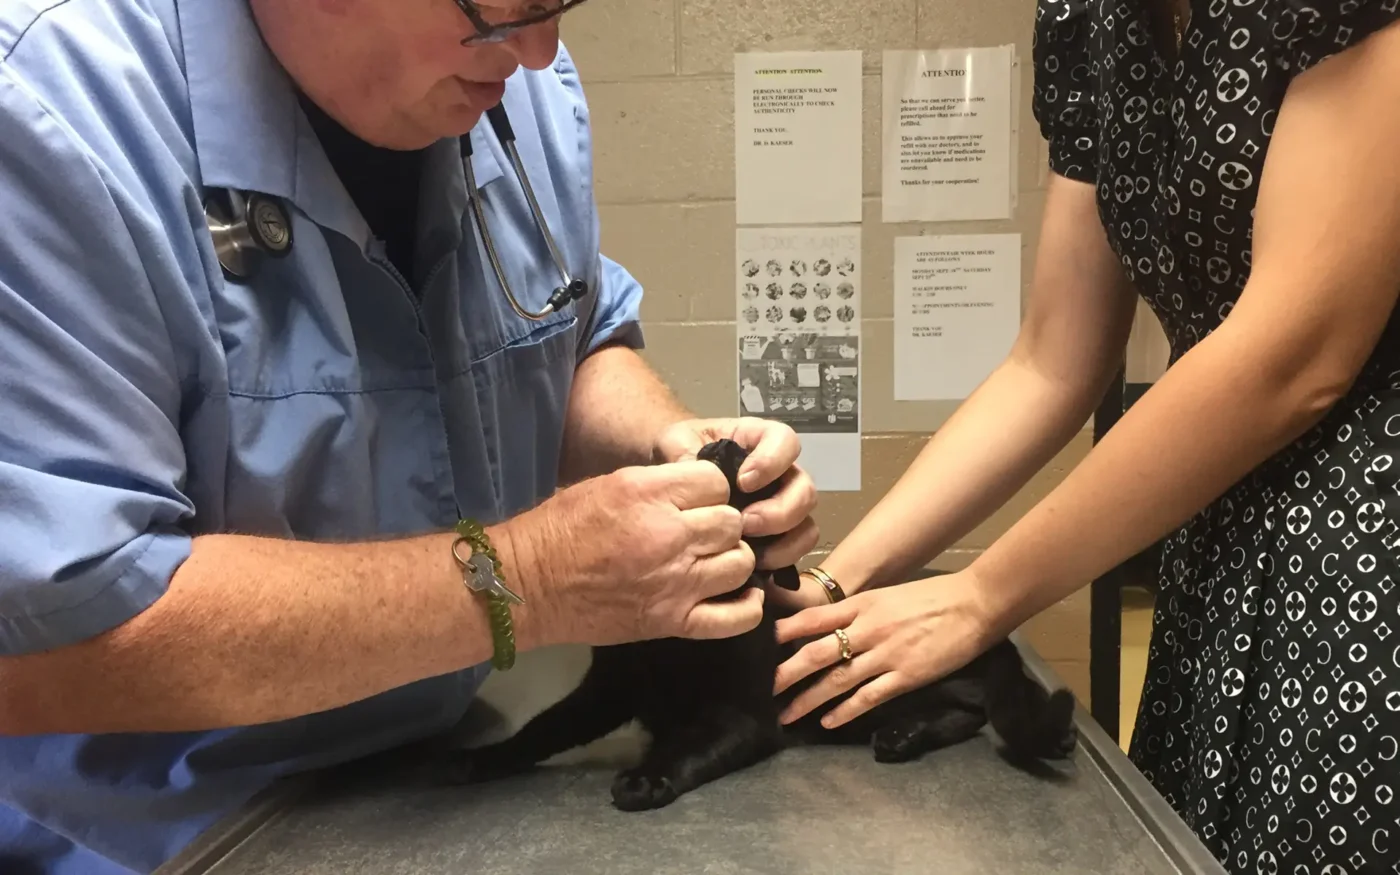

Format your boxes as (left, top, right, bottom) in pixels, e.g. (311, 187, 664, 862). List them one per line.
(454, 0, 591, 45)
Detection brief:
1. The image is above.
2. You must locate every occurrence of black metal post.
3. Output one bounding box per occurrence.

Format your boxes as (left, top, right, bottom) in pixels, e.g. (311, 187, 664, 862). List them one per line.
(1089, 366, 1127, 743)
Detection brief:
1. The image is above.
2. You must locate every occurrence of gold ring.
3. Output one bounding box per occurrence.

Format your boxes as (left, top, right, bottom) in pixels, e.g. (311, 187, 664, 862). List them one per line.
(832, 627, 853, 661)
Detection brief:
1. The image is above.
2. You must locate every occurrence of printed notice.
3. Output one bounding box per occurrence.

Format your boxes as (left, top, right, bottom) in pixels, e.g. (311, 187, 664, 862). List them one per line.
(882, 47, 1014, 223)
(737, 226, 862, 491)
(734, 51, 863, 226)
(894, 234, 1021, 401)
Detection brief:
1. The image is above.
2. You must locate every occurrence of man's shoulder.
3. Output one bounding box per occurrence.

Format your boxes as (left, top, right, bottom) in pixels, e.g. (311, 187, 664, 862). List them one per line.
(1, 0, 184, 73)
(518, 40, 588, 116)
(0, 0, 194, 170)
(0, 0, 206, 354)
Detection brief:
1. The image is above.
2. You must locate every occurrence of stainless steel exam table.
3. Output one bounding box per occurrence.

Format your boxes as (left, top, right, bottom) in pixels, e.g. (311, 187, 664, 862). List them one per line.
(153, 633, 1225, 875)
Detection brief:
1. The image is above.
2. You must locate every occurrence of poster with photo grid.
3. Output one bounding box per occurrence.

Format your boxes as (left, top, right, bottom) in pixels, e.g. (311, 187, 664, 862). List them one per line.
(736, 226, 861, 491)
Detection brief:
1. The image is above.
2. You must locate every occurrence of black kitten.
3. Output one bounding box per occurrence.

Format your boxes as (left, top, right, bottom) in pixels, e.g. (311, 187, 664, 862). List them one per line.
(438, 439, 1076, 811)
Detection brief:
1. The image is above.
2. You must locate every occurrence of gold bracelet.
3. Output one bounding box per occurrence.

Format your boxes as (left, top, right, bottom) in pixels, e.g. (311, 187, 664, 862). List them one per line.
(802, 566, 847, 603)
(453, 519, 524, 671)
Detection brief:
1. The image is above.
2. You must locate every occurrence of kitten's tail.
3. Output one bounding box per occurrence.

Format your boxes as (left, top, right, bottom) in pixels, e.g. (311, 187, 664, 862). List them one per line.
(980, 639, 1078, 762)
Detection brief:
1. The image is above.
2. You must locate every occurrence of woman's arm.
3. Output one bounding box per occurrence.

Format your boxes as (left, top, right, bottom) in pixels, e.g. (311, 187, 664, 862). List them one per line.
(773, 17, 1400, 730)
(816, 173, 1138, 594)
(971, 18, 1400, 635)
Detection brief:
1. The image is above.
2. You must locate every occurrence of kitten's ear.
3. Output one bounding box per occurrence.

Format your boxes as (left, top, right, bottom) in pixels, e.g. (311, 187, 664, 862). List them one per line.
(770, 566, 801, 591)
(696, 439, 749, 506)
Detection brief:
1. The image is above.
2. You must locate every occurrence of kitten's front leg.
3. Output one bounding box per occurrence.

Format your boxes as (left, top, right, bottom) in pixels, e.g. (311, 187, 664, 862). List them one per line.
(869, 707, 985, 763)
(610, 706, 783, 812)
(439, 662, 633, 785)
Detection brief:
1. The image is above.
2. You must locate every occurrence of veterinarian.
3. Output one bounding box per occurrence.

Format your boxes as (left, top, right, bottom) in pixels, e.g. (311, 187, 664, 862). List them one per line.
(0, 1, 819, 872)
(774, 3, 1400, 873)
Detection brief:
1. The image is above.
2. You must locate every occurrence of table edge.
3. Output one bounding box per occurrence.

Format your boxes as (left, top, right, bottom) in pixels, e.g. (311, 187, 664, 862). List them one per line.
(1011, 632, 1228, 875)
(153, 774, 316, 875)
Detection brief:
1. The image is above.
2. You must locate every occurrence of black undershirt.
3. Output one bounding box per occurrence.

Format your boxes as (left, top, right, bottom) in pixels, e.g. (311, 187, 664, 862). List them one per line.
(299, 95, 425, 285)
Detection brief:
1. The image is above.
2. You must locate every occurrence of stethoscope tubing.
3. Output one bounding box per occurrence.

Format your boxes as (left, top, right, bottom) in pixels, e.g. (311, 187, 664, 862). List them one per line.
(205, 100, 589, 320)
(463, 104, 585, 321)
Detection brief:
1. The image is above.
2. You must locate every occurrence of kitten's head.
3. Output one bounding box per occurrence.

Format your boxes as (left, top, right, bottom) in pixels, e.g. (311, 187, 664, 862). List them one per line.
(695, 438, 800, 592)
(695, 438, 782, 513)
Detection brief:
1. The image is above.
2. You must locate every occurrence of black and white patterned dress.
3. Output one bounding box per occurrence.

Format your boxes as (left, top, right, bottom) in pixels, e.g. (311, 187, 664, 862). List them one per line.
(1032, 1, 1400, 872)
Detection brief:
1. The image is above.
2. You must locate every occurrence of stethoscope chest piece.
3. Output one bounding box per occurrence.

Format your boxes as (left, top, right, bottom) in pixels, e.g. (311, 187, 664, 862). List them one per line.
(204, 189, 293, 280)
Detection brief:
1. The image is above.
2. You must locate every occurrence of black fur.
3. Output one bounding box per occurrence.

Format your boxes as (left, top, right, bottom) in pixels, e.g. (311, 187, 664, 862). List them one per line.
(438, 439, 1076, 811)
(701, 437, 801, 593)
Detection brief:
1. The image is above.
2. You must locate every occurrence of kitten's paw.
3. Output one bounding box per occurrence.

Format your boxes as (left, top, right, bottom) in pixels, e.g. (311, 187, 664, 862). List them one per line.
(437, 752, 484, 785)
(1008, 690, 1077, 761)
(1045, 691, 1078, 759)
(610, 770, 679, 811)
(871, 725, 924, 763)
(436, 750, 529, 785)
(1051, 724, 1078, 759)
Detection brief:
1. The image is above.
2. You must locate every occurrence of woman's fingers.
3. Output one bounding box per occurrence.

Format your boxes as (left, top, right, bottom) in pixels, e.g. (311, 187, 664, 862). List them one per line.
(773, 598, 860, 645)
(814, 671, 913, 729)
(772, 610, 862, 696)
(777, 647, 882, 725)
(767, 574, 993, 729)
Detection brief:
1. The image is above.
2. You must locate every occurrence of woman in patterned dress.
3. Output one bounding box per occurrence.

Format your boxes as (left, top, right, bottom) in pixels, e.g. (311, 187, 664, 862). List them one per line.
(766, 2, 1400, 872)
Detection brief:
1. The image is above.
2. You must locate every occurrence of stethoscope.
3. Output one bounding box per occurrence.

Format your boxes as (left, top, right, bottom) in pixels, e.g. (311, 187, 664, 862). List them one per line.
(203, 103, 589, 322)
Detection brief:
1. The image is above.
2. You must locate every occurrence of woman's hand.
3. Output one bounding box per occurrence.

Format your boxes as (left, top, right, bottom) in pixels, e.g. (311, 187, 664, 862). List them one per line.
(771, 570, 1003, 728)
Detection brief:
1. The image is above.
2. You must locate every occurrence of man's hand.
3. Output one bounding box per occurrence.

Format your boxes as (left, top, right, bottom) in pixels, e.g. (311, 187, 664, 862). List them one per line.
(652, 417, 819, 572)
(506, 459, 766, 645)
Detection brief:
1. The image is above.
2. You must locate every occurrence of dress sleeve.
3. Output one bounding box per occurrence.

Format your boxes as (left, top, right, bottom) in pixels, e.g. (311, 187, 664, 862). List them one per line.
(1032, 0, 1099, 183)
(1269, 0, 1400, 77)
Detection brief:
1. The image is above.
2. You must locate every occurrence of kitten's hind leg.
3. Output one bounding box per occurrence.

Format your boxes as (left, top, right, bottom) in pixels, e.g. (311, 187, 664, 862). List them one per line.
(610, 706, 783, 812)
(982, 640, 1078, 761)
(870, 707, 985, 764)
(438, 662, 633, 785)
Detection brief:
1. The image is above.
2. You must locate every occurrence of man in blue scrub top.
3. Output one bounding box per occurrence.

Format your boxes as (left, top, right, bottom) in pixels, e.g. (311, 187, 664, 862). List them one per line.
(0, 0, 822, 872)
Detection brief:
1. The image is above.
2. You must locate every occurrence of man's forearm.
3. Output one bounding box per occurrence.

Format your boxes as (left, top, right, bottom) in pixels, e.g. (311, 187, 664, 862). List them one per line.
(0, 524, 554, 735)
(559, 342, 694, 482)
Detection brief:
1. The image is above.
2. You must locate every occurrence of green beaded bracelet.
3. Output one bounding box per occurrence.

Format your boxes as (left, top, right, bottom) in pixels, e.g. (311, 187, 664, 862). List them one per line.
(453, 519, 523, 671)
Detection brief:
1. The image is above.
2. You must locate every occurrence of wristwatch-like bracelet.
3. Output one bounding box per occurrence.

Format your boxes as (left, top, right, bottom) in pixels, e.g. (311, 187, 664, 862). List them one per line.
(802, 566, 847, 603)
(453, 519, 523, 671)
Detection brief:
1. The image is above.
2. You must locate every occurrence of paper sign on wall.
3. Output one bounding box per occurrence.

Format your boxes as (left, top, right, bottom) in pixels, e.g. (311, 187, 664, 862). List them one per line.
(894, 234, 1021, 401)
(881, 47, 1014, 223)
(737, 226, 862, 491)
(734, 50, 863, 226)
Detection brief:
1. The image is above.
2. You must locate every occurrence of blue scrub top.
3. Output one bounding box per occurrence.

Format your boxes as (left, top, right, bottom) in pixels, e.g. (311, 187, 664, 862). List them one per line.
(0, 0, 645, 872)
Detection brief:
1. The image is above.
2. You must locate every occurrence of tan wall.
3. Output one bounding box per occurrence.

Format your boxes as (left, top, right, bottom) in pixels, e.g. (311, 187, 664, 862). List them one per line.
(558, 0, 1172, 706)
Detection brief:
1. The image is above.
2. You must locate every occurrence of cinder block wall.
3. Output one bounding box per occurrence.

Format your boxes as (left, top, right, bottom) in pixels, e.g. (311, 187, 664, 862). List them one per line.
(554, 0, 1161, 705)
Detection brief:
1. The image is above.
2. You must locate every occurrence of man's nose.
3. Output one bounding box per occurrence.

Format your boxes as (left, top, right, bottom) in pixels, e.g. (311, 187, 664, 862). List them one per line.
(500, 20, 560, 70)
